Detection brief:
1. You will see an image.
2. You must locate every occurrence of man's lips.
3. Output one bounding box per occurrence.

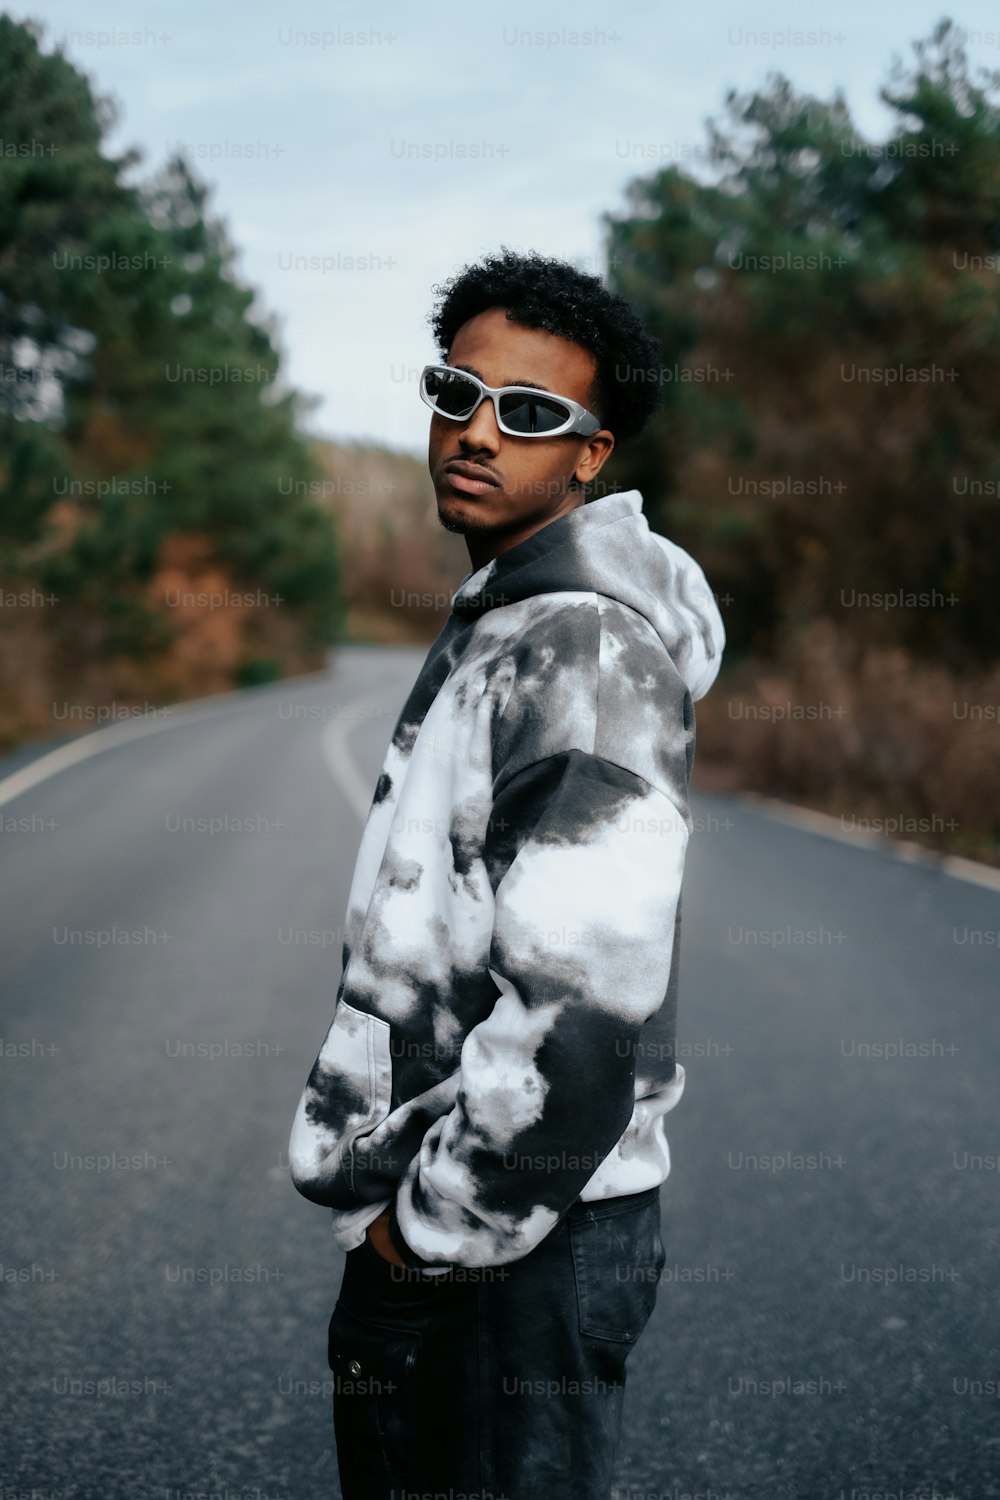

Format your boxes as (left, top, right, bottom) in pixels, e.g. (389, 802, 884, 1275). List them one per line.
(441, 461, 500, 497)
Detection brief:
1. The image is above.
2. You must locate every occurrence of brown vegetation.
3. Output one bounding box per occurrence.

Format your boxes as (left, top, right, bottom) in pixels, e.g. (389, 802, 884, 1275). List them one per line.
(310, 439, 467, 644)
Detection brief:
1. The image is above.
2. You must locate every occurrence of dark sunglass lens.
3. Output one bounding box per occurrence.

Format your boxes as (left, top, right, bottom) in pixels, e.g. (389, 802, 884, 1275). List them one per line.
(425, 369, 479, 418)
(498, 392, 571, 434)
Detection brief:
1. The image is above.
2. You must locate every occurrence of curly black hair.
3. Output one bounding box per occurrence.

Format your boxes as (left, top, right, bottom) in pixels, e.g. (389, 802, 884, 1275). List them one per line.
(427, 247, 662, 444)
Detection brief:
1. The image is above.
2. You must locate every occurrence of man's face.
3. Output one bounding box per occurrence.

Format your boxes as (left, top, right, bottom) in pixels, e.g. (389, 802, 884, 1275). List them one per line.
(427, 307, 615, 562)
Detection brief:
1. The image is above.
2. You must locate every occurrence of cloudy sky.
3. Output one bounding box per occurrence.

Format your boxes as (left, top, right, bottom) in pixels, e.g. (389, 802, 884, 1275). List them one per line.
(19, 0, 1000, 453)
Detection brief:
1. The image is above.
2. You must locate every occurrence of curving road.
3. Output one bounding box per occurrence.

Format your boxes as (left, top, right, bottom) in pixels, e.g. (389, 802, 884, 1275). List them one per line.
(1, 646, 997, 1500)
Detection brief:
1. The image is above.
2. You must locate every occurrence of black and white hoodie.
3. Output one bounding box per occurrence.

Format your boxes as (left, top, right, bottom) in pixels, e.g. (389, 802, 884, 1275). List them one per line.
(289, 488, 725, 1272)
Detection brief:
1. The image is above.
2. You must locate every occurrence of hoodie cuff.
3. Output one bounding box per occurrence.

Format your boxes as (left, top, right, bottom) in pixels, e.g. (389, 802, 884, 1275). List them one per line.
(386, 1202, 444, 1272)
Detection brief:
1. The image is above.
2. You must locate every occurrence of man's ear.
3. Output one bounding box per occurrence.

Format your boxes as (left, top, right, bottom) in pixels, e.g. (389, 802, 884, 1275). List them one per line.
(574, 431, 615, 486)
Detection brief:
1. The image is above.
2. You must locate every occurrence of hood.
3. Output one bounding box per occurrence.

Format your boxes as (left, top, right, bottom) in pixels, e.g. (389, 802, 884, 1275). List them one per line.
(450, 489, 725, 701)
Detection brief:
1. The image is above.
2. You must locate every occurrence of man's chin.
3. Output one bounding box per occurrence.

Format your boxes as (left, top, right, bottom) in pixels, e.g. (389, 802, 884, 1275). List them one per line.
(434, 490, 502, 535)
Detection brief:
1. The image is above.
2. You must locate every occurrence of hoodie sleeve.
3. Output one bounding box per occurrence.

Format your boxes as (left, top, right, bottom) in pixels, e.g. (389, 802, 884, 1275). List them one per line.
(386, 746, 690, 1271)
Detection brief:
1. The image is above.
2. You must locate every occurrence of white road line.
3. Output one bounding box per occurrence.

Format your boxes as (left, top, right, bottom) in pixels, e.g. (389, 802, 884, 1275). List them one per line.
(938, 854, 1000, 894)
(739, 792, 1000, 894)
(320, 679, 412, 824)
(0, 668, 334, 812)
(4, 659, 997, 894)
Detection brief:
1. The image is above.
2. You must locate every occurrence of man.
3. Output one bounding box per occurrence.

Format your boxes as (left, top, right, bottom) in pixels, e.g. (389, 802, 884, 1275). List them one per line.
(288, 248, 725, 1498)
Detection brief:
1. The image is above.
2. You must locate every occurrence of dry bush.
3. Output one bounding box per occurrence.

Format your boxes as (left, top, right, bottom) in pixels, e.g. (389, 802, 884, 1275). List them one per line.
(694, 620, 1000, 864)
(312, 439, 467, 644)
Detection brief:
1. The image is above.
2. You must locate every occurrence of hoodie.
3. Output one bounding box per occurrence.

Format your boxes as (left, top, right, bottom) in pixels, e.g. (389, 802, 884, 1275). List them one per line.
(288, 488, 725, 1272)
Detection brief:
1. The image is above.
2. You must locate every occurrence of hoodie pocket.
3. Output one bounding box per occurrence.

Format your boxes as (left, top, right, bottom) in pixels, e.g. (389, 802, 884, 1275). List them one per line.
(290, 998, 393, 1197)
(332, 1000, 393, 1189)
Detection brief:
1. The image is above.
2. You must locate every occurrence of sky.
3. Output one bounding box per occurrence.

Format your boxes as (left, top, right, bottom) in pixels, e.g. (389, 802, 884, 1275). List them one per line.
(17, 0, 1000, 455)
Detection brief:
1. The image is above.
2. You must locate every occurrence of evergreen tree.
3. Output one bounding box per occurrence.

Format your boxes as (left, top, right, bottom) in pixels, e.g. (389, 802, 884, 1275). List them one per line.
(0, 17, 343, 693)
(603, 19, 1000, 671)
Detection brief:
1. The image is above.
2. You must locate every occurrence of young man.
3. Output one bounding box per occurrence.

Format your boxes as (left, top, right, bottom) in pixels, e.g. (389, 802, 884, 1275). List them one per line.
(288, 249, 725, 1499)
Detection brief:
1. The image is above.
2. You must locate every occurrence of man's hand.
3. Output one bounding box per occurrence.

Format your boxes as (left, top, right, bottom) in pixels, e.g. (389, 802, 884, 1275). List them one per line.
(365, 1208, 408, 1267)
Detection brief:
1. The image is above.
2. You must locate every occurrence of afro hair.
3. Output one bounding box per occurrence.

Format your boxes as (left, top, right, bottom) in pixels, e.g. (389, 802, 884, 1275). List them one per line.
(427, 247, 663, 445)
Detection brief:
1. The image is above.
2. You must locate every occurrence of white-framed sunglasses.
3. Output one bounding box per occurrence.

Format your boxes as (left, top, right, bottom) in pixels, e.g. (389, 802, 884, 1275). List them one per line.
(419, 364, 602, 438)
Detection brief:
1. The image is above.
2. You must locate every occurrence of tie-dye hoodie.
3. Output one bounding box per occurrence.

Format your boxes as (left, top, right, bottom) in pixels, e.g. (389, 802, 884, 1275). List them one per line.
(288, 488, 725, 1271)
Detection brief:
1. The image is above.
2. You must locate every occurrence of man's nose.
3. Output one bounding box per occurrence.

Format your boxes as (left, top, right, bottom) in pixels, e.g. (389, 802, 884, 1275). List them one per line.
(458, 397, 501, 452)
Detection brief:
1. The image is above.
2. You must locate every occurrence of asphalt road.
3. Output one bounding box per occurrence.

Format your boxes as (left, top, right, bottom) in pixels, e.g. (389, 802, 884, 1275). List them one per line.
(1, 645, 997, 1500)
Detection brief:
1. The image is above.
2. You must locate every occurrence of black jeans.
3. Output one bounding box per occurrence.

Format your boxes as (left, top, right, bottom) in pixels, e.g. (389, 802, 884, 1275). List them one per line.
(328, 1185, 667, 1500)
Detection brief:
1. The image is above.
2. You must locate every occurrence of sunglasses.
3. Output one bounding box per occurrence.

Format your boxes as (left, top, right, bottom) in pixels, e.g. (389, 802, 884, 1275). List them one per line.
(419, 364, 601, 438)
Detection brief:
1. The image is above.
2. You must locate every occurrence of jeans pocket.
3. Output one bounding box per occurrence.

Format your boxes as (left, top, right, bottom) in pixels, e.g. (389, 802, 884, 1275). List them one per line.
(569, 1193, 666, 1343)
(328, 1300, 421, 1477)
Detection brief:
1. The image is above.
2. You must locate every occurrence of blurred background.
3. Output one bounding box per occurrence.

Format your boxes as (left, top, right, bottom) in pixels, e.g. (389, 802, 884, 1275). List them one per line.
(2, 4, 999, 861)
